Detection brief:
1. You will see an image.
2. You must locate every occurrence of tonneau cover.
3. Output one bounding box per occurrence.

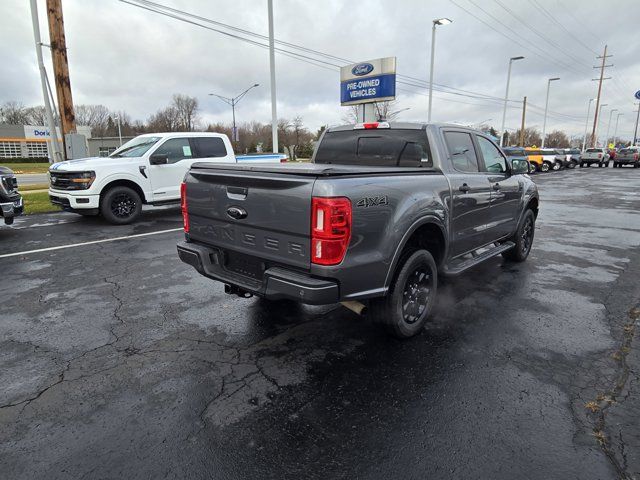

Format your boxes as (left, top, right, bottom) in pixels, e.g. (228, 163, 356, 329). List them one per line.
(191, 162, 439, 177)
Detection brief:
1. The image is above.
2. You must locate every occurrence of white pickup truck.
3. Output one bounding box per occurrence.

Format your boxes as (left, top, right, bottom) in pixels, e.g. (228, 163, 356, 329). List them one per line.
(48, 132, 286, 224)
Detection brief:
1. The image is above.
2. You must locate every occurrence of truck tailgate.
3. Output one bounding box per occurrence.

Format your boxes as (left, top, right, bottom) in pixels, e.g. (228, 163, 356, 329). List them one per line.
(186, 168, 314, 270)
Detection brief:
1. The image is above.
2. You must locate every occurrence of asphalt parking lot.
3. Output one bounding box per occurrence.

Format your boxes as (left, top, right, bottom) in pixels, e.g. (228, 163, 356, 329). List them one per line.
(1, 168, 639, 479)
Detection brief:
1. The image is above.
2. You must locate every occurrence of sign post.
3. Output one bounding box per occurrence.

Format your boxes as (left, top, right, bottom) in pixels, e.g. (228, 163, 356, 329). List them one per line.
(634, 91, 640, 146)
(340, 57, 396, 122)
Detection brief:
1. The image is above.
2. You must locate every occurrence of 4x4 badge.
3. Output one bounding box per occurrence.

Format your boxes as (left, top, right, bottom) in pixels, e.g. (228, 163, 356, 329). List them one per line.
(356, 196, 389, 208)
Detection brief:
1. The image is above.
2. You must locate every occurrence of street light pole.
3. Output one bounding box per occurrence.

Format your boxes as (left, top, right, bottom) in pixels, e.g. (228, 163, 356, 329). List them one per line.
(613, 113, 623, 146)
(594, 104, 608, 146)
(427, 18, 452, 122)
(499, 56, 524, 147)
(604, 108, 617, 148)
(541, 77, 560, 148)
(581, 98, 594, 152)
(114, 115, 122, 146)
(209, 83, 259, 151)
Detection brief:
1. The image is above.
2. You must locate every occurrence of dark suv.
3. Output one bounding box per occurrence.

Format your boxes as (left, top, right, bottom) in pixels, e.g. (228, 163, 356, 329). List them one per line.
(0, 166, 24, 225)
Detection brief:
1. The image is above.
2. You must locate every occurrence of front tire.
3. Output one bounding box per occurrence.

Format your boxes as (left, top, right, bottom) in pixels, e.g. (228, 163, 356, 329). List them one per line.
(502, 209, 535, 262)
(100, 186, 142, 225)
(371, 250, 437, 339)
(541, 162, 551, 173)
(552, 161, 561, 171)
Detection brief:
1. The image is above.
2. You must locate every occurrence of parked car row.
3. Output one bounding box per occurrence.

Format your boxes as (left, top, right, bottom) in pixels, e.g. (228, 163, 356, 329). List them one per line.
(502, 146, 639, 173)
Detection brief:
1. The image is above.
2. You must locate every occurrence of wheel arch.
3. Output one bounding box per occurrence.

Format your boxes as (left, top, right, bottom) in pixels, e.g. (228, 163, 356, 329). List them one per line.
(100, 179, 147, 203)
(383, 217, 448, 291)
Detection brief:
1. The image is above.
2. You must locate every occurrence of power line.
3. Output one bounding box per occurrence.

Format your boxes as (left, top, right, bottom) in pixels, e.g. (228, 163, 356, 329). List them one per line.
(492, 0, 593, 71)
(120, 0, 593, 127)
(449, 0, 586, 76)
(119, 0, 528, 107)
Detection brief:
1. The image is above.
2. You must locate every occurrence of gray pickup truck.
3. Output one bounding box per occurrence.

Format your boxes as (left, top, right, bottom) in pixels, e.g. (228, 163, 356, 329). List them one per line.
(177, 122, 538, 338)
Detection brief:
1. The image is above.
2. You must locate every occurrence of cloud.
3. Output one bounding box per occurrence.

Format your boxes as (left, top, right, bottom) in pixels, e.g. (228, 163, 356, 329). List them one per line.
(1, 0, 638, 139)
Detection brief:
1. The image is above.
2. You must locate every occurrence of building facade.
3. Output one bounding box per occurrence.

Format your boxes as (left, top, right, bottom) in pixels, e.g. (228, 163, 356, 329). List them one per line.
(0, 124, 92, 161)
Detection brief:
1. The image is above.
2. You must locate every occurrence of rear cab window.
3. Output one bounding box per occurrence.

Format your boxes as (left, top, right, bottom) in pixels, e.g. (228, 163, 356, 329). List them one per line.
(193, 137, 228, 158)
(314, 129, 432, 167)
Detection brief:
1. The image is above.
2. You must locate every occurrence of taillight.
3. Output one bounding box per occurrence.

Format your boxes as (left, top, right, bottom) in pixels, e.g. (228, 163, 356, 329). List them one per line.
(634, 153, 639, 160)
(180, 181, 189, 233)
(598, 153, 602, 158)
(280, 156, 287, 163)
(311, 197, 352, 265)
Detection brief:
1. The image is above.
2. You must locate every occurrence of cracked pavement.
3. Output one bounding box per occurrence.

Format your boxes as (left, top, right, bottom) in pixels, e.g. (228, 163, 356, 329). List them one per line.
(1, 168, 639, 479)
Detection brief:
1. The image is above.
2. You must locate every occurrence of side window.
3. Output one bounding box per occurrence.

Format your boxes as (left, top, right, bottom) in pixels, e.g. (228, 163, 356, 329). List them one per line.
(476, 136, 507, 174)
(153, 138, 193, 164)
(444, 131, 479, 173)
(193, 137, 227, 158)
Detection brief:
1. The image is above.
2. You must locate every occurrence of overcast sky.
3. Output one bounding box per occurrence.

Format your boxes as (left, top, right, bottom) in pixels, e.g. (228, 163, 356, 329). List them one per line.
(1, 0, 639, 139)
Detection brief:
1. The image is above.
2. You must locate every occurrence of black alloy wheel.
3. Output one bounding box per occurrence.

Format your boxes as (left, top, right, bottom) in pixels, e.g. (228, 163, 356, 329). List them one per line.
(111, 192, 136, 219)
(401, 267, 433, 325)
(371, 249, 438, 338)
(100, 186, 142, 225)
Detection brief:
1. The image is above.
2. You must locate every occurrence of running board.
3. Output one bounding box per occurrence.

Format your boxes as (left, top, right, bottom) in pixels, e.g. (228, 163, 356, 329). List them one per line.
(443, 241, 515, 276)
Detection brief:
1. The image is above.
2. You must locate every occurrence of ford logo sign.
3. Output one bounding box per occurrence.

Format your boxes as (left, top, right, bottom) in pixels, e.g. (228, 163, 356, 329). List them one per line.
(352, 63, 374, 76)
(226, 206, 247, 220)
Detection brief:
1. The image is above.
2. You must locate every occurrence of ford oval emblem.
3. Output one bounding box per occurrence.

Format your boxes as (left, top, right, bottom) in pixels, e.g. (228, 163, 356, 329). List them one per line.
(352, 63, 374, 76)
(226, 206, 247, 220)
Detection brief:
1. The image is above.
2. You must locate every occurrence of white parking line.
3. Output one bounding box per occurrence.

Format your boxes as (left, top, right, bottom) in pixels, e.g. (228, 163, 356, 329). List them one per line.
(0, 228, 183, 259)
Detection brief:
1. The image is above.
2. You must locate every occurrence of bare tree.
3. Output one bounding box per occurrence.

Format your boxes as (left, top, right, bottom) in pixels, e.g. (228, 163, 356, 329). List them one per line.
(75, 104, 111, 135)
(147, 106, 180, 132)
(544, 130, 569, 148)
(172, 94, 199, 131)
(341, 105, 359, 124)
(375, 99, 404, 121)
(513, 127, 542, 147)
(16, 106, 49, 126)
(0, 101, 30, 124)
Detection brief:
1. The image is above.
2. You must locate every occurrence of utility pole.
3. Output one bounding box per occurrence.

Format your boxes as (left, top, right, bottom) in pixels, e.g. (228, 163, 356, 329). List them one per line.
(46, 0, 76, 138)
(590, 45, 612, 148)
(633, 103, 640, 146)
(267, 0, 278, 153)
(29, 0, 62, 163)
(519, 96, 527, 147)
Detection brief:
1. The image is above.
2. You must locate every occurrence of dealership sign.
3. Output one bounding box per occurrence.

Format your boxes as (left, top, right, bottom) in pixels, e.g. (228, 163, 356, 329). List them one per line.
(340, 57, 397, 106)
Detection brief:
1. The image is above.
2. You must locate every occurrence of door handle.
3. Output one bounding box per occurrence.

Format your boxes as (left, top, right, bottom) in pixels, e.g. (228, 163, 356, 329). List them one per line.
(459, 183, 470, 193)
(492, 183, 501, 191)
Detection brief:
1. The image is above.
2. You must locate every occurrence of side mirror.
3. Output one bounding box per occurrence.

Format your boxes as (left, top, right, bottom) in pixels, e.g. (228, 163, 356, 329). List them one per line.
(511, 158, 529, 175)
(149, 154, 169, 165)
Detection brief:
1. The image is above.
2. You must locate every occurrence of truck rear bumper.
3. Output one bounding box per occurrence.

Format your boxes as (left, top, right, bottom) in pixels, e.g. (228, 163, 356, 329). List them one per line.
(177, 241, 340, 305)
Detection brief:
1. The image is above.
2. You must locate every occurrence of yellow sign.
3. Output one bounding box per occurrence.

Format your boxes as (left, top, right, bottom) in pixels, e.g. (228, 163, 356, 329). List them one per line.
(608, 143, 614, 149)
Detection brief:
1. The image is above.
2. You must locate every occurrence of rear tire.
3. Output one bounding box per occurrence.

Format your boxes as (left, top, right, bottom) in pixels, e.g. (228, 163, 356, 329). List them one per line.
(100, 186, 142, 225)
(502, 209, 535, 262)
(552, 161, 561, 171)
(528, 162, 536, 173)
(371, 250, 437, 339)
